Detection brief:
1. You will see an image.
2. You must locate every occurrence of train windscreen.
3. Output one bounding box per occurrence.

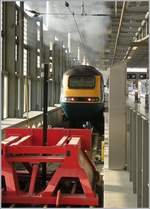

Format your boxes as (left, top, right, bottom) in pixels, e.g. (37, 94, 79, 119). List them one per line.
(69, 76, 95, 88)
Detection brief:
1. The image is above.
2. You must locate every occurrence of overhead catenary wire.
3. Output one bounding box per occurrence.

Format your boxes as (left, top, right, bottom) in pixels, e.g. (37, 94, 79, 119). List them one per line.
(25, 10, 111, 17)
(65, 1, 87, 55)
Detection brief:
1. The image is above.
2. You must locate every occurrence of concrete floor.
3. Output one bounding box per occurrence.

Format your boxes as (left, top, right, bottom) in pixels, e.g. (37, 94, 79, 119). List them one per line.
(104, 112, 137, 208)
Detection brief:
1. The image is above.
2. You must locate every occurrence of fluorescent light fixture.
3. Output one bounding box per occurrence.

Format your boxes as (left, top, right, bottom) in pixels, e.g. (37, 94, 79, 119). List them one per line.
(46, 1, 49, 27)
(68, 33, 71, 53)
(16, 1, 20, 6)
(77, 47, 80, 61)
(132, 46, 138, 50)
(65, 50, 68, 54)
(141, 20, 146, 26)
(36, 21, 40, 27)
(50, 42, 53, 50)
(82, 56, 86, 65)
(24, 3, 34, 17)
(105, 49, 110, 53)
(127, 56, 132, 60)
(43, 1, 49, 31)
(55, 36, 59, 41)
(138, 27, 142, 32)
(145, 12, 149, 19)
(63, 45, 65, 48)
(127, 68, 147, 72)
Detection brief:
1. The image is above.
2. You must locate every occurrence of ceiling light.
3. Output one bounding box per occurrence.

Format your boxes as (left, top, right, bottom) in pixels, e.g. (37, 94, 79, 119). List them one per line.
(127, 56, 132, 60)
(105, 49, 110, 53)
(55, 36, 59, 41)
(132, 46, 138, 50)
(145, 12, 149, 19)
(141, 20, 146, 26)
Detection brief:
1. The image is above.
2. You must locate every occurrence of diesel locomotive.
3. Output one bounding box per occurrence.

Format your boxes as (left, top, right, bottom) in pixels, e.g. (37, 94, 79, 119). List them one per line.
(60, 65, 104, 133)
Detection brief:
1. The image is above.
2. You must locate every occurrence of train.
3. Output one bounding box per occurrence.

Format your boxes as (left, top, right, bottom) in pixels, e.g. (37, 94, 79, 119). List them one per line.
(60, 65, 104, 133)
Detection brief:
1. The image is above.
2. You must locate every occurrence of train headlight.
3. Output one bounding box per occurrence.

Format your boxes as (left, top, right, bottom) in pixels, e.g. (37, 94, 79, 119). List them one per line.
(88, 98, 92, 102)
(87, 97, 99, 102)
(64, 97, 75, 102)
(95, 97, 100, 102)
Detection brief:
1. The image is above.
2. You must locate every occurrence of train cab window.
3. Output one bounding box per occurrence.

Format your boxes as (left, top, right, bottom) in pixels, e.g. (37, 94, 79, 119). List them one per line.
(69, 76, 95, 89)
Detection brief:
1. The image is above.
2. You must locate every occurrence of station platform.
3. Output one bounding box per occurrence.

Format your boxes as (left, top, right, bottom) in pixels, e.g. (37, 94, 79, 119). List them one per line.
(104, 112, 137, 208)
(104, 94, 149, 208)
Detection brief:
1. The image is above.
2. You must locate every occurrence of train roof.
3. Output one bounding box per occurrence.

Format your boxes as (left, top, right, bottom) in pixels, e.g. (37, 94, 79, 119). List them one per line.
(64, 65, 102, 76)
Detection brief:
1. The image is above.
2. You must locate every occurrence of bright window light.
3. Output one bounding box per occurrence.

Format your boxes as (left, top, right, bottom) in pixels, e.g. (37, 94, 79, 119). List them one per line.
(15, 44, 18, 61)
(78, 47, 80, 61)
(37, 29, 40, 41)
(18, 78, 20, 110)
(24, 17, 28, 45)
(43, 1, 49, 31)
(3, 75, 8, 119)
(37, 55, 40, 68)
(15, 9, 19, 25)
(28, 79, 31, 111)
(24, 79, 30, 113)
(68, 32, 71, 53)
(23, 49, 28, 76)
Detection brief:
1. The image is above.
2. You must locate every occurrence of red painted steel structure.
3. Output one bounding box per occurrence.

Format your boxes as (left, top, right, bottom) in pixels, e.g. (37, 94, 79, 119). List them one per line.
(2, 128, 100, 206)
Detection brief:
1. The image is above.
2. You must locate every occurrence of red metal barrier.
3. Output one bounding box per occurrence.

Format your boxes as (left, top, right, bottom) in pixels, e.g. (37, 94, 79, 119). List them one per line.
(2, 128, 99, 207)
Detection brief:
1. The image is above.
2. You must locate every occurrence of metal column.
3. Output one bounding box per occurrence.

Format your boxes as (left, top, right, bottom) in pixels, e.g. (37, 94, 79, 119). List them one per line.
(127, 108, 149, 207)
(131, 110, 136, 193)
(136, 113, 142, 207)
(141, 117, 149, 207)
(17, 2, 24, 117)
(3, 2, 17, 117)
(108, 61, 126, 169)
(127, 108, 131, 172)
(29, 20, 38, 111)
(129, 108, 133, 181)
